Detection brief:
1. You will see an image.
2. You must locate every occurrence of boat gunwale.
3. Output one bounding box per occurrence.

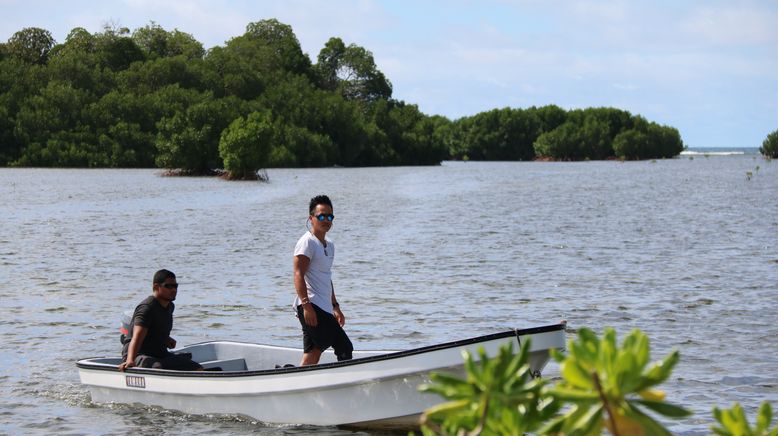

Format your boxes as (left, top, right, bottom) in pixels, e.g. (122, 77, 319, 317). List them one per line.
(76, 323, 565, 378)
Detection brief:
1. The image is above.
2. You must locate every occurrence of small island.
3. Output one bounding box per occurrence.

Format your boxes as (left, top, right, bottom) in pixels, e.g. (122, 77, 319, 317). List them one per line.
(1, 20, 686, 179)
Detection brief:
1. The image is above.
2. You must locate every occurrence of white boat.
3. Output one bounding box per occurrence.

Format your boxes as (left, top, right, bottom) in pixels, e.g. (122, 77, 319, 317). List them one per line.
(77, 323, 566, 429)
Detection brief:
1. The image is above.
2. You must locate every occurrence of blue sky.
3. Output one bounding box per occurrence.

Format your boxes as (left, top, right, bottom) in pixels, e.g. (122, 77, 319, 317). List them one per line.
(2, 0, 777, 148)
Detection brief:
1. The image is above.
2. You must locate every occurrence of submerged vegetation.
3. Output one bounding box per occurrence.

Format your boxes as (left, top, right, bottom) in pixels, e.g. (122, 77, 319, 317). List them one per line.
(419, 327, 776, 435)
(1, 21, 685, 177)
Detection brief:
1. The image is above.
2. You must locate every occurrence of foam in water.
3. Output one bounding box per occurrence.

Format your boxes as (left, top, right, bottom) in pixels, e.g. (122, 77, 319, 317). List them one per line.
(680, 150, 745, 156)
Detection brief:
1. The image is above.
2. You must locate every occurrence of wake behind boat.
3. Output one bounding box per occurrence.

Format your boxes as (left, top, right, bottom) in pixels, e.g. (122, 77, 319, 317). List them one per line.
(77, 323, 566, 428)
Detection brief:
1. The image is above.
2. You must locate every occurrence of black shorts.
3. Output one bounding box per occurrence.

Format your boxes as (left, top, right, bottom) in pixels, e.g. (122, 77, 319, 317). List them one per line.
(296, 303, 353, 361)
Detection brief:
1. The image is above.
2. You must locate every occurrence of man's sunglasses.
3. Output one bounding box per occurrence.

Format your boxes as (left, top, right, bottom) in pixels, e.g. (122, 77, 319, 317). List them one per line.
(314, 214, 335, 222)
(161, 283, 179, 289)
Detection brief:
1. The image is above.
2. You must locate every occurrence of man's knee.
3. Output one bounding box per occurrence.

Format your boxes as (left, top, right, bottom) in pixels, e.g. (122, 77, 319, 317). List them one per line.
(335, 339, 353, 361)
(301, 348, 322, 365)
(135, 355, 159, 368)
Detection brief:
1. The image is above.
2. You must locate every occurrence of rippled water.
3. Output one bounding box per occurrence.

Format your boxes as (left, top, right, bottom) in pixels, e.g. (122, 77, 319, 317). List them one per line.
(1, 155, 776, 435)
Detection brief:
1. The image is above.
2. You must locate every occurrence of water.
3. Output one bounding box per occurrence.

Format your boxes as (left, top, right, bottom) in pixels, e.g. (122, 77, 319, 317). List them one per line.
(1, 153, 776, 435)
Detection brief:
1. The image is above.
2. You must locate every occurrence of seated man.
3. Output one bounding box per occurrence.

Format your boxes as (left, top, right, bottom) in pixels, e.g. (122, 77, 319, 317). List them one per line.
(118, 269, 203, 371)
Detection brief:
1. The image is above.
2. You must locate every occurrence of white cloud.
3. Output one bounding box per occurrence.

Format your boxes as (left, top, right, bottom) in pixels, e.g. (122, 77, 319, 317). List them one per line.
(682, 3, 778, 46)
(612, 83, 637, 91)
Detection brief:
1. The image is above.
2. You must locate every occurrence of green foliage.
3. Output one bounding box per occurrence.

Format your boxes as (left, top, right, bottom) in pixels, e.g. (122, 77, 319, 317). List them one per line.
(419, 340, 559, 435)
(612, 117, 683, 160)
(613, 129, 650, 160)
(543, 328, 690, 435)
(0, 59, 48, 164)
(316, 37, 392, 103)
(132, 22, 204, 60)
(533, 104, 568, 133)
(156, 93, 246, 173)
(534, 121, 590, 160)
(6, 27, 55, 64)
(529, 108, 683, 161)
(457, 108, 539, 161)
(253, 75, 341, 166)
(244, 19, 312, 78)
(450, 105, 680, 161)
(0, 104, 15, 164)
(207, 36, 275, 100)
(648, 123, 684, 158)
(712, 402, 778, 436)
(0, 20, 686, 170)
(312, 92, 375, 166)
(118, 55, 208, 94)
(761, 130, 778, 158)
(272, 122, 334, 167)
(12, 81, 97, 166)
(93, 25, 145, 72)
(419, 327, 693, 435)
(218, 110, 274, 178)
(369, 99, 448, 165)
(540, 109, 614, 160)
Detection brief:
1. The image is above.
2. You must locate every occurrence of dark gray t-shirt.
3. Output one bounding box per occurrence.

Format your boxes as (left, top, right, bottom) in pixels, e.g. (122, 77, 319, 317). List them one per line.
(132, 295, 174, 358)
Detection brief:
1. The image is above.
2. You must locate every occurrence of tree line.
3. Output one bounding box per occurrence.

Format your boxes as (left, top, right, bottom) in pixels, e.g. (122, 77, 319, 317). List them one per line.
(0, 20, 686, 177)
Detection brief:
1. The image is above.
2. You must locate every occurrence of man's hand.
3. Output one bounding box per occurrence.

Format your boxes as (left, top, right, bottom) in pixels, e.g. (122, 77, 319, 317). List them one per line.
(303, 304, 318, 327)
(166, 337, 177, 349)
(118, 359, 135, 372)
(334, 307, 345, 327)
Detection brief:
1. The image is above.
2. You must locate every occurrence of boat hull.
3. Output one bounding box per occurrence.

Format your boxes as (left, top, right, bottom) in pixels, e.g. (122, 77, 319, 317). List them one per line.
(77, 323, 565, 427)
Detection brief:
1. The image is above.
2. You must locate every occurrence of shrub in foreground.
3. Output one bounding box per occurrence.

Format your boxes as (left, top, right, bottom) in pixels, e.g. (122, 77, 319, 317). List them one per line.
(419, 340, 558, 435)
(712, 401, 777, 436)
(418, 327, 774, 435)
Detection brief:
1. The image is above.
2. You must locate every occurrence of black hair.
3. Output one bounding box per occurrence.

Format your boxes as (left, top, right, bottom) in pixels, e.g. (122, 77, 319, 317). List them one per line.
(153, 269, 176, 284)
(309, 195, 333, 215)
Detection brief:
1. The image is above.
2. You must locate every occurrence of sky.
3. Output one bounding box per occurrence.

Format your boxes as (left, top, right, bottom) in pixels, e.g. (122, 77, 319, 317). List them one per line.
(2, 0, 777, 148)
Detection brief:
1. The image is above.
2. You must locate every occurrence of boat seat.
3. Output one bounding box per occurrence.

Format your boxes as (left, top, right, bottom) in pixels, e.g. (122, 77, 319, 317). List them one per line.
(200, 358, 247, 371)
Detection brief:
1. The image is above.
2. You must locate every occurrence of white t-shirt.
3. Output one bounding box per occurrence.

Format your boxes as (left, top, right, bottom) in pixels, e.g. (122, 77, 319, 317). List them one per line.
(293, 231, 335, 313)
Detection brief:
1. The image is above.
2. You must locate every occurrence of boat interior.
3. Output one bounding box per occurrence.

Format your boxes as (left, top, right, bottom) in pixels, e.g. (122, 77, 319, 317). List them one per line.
(84, 342, 389, 372)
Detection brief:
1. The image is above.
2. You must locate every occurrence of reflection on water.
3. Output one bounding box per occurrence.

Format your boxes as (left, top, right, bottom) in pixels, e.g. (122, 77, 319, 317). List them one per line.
(1, 157, 777, 434)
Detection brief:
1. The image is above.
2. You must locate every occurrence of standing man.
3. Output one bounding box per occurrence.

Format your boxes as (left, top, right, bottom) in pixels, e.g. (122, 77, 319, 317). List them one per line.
(293, 195, 353, 365)
(119, 269, 203, 371)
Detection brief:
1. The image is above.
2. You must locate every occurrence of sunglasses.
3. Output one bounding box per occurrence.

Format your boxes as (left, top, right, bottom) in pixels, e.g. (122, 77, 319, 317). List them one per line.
(314, 214, 335, 222)
(161, 283, 179, 289)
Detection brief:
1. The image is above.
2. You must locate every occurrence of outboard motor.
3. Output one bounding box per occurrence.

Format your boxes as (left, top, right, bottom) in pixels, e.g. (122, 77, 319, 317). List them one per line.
(120, 310, 133, 345)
